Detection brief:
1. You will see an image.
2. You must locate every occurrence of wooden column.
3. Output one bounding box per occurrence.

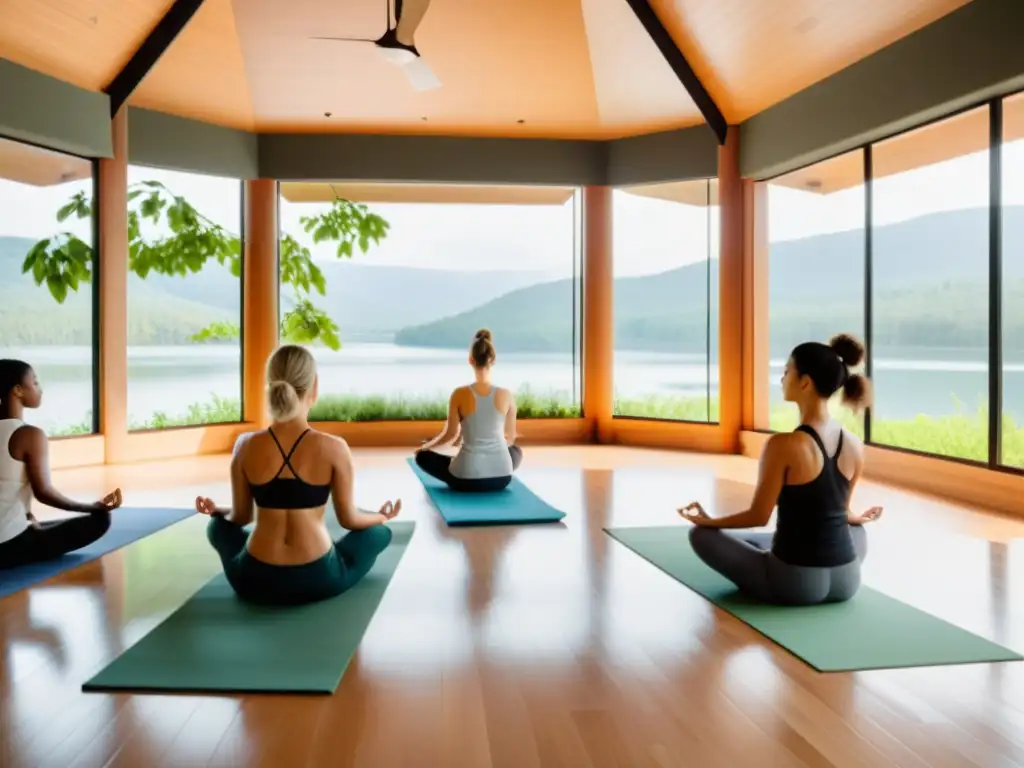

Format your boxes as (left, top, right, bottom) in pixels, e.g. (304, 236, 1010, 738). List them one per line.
(718, 128, 744, 453)
(741, 179, 770, 430)
(243, 179, 280, 428)
(582, 186, 614, 443)
(97, 108, 129, 464)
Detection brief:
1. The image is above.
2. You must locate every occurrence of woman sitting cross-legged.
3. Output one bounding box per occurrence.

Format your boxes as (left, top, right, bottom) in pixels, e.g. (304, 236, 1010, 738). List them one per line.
(414, 329, 522, 492)
(679, 334, 883, 606)
(0, 359, 122, 570)
(196, 344, 401, 607)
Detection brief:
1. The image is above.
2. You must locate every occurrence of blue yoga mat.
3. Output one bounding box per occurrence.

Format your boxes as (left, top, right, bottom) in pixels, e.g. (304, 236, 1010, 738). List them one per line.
(407, 458, 565, 526)
(0, 507, 193, 599)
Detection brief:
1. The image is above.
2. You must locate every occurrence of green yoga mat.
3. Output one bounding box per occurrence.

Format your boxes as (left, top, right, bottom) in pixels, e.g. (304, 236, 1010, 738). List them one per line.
(606, 526, 1022, 672)
(408, 458, 565, 526)
(82, 521, 415, 694)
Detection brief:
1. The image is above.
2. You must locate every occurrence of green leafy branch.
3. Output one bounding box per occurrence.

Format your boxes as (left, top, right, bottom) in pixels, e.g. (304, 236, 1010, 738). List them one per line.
(22, 182, 390, 350)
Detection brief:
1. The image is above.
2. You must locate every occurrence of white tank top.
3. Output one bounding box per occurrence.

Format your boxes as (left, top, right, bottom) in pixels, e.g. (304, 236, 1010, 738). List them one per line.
(449, 388, 513, 480)
(0, 419, 31, 544)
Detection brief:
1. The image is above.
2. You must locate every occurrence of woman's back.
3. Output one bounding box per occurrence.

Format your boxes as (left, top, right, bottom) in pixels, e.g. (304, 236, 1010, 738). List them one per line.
(241, 426, 335, 565)
(772, 423, 862, 568)
(450, 384, 513, 480)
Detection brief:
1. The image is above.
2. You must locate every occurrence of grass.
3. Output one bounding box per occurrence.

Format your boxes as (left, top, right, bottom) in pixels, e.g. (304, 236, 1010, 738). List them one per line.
(309, 387, 582, 421)
(45, 390, 1024, 468)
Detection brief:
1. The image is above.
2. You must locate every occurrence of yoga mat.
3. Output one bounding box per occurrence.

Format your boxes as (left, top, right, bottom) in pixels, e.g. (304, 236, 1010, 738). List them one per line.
(82, 520, 415, 694)
(408, 459, 565, 526)
(0, 507, 194, 600)
(606, 526, 1023, 672)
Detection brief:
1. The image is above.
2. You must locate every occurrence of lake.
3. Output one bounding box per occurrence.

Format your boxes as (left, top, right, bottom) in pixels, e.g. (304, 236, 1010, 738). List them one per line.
(2, 343, 1023, 431)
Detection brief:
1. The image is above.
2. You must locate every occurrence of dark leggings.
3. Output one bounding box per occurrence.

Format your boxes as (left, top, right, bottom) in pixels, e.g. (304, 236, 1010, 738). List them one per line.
(206, 515, 393, 606)
(689, 525, 869, 606)
(0, 513, 112, 570)
(415, 446, 523, 492)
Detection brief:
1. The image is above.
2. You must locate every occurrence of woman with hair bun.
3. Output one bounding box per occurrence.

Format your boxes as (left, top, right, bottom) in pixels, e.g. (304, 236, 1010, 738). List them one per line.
(415, 329, 523, 492)
(678, 334, 882, 605)
(195, 344, 401, 606)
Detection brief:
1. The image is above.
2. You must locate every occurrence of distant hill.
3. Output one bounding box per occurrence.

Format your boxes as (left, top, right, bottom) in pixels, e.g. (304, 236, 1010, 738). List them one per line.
(0, 235, 549, 346)
(395, 205, 1024, 355)
(3, 204, 1021, 353)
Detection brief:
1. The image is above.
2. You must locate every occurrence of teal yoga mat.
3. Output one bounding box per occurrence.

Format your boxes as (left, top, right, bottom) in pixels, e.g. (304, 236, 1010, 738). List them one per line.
(408, 458, 565, 525)
(606, 525, 1023, 672)
(82, 521, 415, 694)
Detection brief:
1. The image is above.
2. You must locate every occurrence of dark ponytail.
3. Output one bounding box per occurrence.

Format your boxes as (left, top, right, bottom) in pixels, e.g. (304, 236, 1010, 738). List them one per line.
(790, 334, 872, 412)
(0, 359, 31, 403)
(470, 329, 496, 369)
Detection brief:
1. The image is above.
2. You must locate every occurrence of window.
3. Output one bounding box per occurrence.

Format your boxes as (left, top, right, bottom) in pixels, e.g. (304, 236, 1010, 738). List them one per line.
(763, 151, 866, 435)
(871, 107, 989, 461)
(612, 180, 718, 422)
(1002, 92, 1024, 467)
(277, 183, 582, 421)
(125, 166, 242, 430)
(0, 137, 96, 436)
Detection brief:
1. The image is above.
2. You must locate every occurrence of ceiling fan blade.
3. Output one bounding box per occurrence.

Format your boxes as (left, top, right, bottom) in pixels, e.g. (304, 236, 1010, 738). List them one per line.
(402, 58, 441, 91)
(309, 36, 376, 43)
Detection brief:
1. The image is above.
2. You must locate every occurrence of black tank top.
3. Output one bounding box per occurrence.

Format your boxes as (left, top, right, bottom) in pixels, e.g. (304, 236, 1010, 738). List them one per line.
(771, 425, 857, 568)
(248, 428, 331, 510)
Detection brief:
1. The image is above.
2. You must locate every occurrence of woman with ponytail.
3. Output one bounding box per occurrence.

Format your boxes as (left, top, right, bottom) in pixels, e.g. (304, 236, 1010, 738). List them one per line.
(0, 359, 122, 570)
(678, 334, 882, 605)
(195, 345, 401, 606)
(415, 329, 523, 492)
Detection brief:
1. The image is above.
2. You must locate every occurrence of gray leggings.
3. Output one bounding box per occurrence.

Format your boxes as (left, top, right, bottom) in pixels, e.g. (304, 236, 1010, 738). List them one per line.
(689, 525, 868, 605)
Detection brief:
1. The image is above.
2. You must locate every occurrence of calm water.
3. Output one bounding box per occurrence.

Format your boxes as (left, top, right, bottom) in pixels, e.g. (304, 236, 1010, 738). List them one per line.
(2, 343, 1023, 431)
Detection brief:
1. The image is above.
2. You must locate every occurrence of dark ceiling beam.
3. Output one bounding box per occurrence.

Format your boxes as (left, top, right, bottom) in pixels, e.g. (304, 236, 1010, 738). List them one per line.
(105, 0, 206, 116)
(622, 0, 728, 145)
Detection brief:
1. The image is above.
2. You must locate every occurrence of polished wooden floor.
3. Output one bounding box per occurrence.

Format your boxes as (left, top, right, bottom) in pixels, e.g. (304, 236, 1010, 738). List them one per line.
(2, 446, 1024, 768)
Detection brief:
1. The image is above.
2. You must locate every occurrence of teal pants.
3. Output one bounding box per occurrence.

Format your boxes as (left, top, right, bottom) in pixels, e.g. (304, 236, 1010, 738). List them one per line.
(206, 515, 393, 607)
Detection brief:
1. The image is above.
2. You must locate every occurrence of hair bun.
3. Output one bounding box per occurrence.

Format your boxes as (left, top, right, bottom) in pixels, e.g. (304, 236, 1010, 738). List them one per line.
(829, 333, 865, 368)
(474, 329, 492, 342)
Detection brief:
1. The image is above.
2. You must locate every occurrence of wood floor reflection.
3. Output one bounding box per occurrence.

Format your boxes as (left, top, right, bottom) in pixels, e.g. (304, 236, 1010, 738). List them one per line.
(2, 446, 1024, 767)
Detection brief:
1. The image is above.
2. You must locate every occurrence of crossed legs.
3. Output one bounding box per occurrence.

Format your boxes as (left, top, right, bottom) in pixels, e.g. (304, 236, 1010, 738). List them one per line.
(415, 446, 523, 492)
(0, 513, 112, 570)
(688, 525, 868, 605)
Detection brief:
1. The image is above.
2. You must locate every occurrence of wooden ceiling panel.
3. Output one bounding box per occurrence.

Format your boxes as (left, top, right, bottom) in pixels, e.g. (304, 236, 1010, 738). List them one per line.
(772, 104, 989, 193)
(0, 136, 92, 187)
(130, 0, 256, 131)
(647, 0, 975, 122)
(280, 182, 576, 205)
(0, 0, 176, 91)
(232, 0, 612, 137)
(129, 0, 701, 138)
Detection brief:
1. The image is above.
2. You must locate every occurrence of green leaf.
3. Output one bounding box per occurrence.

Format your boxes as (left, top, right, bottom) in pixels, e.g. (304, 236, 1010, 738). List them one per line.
(189, 321, 241, 343)
(45, 274, 68, 304)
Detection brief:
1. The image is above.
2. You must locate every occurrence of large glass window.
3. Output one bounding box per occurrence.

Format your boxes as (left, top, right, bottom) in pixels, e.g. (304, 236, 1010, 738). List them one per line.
(871, 107, 990, 461)
(1002, 93, 1024, 467)
(0, 137, 95, 436)
(763, 151, 866, 435)
(124, 166, 242, 430)
(612, 180, 718, 422)
(277, 183, 582, 421)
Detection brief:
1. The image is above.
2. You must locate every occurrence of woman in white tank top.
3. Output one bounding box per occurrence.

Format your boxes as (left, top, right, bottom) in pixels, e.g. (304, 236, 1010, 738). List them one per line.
(414, 330, 522, 492)
(0, 360, 122, 571)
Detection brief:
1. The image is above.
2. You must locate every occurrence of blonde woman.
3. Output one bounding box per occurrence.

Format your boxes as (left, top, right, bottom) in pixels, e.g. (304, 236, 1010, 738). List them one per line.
(196, 345, 401, 606)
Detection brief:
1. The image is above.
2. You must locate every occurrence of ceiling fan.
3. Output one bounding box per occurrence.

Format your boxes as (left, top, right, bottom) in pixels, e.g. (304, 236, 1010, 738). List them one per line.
(311, 0, 441, 92)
